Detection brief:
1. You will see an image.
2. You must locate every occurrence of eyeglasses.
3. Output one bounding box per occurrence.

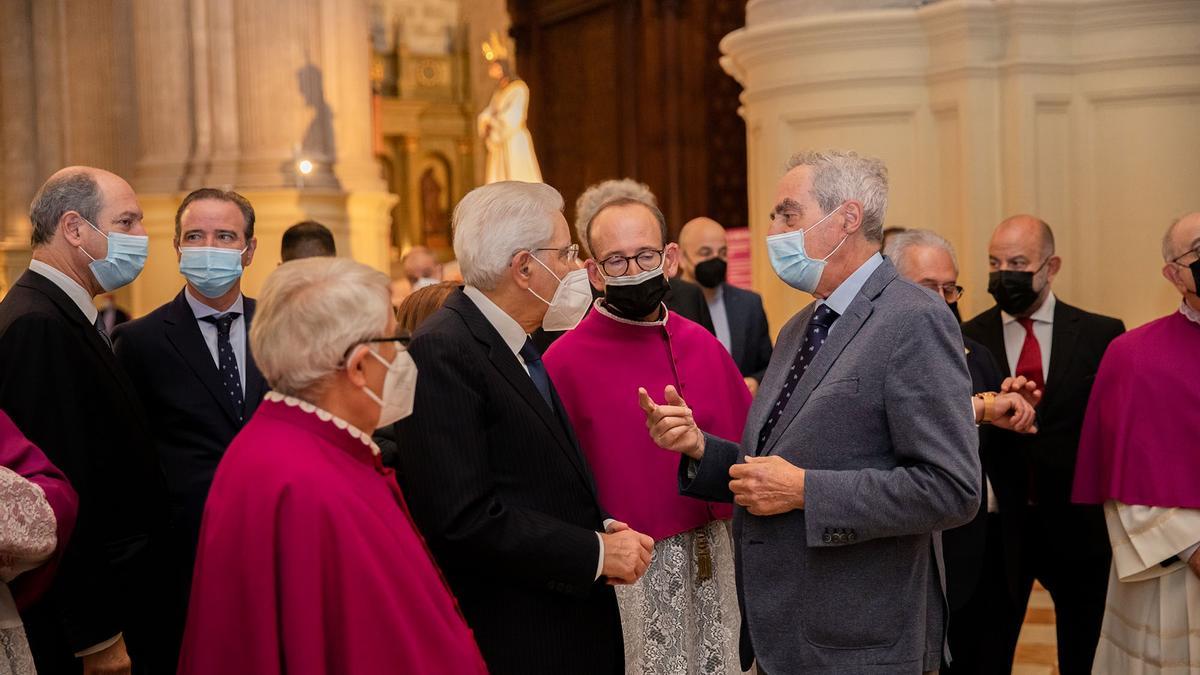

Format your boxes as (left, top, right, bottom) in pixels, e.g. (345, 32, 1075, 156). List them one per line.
(530, 243, 580, 264)
(1171, 246, 1200, 266)
(341, 334, 411, 361)
(598, 249, 663, 277)
(919, 283, 964, 302)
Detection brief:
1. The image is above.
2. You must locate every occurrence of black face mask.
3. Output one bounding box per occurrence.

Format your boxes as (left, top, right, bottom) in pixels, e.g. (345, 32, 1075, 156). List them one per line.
(604, 269, 670, 321)
(988, 270, 1043, 316)
(1189, 259, 1200, 297)
(947, 301, 962, 323)
(692, 257, 727, 289)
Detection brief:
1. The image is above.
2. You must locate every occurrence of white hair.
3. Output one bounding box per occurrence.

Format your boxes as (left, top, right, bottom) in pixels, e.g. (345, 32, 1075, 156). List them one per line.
(785, 150, 889, 242)
(574, 178, 662, 257)
(884, 228, 959, 277)
(452, 181, 563, 291)
(250, 257, 392, 398)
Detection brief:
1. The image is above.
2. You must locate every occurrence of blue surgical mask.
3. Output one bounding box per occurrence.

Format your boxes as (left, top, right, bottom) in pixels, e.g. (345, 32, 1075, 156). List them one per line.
(766, 203, 848, 293)
(179, 246, 247, 298)
(78, 218, 149, 292)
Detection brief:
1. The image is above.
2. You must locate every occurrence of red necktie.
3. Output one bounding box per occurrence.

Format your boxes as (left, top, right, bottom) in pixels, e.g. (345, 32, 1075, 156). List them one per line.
(1014, 317, 1045, 397)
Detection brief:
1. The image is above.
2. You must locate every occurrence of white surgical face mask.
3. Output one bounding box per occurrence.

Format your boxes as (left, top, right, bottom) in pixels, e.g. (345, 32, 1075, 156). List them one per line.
(766, 203, 847, 293)
(528, 254, 592, 331)
(360, 346, 418, 429)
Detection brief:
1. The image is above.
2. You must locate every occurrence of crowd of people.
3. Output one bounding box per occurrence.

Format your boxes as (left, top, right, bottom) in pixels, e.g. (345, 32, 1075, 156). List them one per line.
(0, 152, 1195, 675)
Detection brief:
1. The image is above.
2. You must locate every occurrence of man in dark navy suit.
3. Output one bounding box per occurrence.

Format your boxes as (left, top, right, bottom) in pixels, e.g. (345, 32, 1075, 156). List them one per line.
(678, 216, 773, 394)
(113, 188, 267, 668)
(886, 228, 1040, 674)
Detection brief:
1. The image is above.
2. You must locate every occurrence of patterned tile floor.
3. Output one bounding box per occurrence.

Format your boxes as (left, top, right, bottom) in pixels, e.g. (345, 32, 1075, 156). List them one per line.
(1013, 583, 1059, 675)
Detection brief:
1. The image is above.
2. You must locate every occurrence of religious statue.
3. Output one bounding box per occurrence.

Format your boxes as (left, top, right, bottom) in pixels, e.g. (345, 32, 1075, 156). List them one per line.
(477, 32, 542, 184)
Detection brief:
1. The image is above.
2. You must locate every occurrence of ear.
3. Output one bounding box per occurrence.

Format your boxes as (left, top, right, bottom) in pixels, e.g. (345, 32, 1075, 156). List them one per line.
(841, 202, 864, 235)
(663, 242, 681, 277)
(61, 212, 87, 247)
(585, 258, 606, 292)
(243, 237, 258, 266)
(344, 344, 371, 388)
(1163, 263, 1187, 295)
(511, 250, 534, 290)
(1046, 255, 1063, 279)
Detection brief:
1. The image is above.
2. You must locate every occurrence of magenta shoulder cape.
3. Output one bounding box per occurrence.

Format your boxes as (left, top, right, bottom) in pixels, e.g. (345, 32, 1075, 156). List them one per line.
(178, 397, 487, 675)
(544, 308, 751, 540)
(1072, 311, 1200, 508)
(0, 410, 78, 609)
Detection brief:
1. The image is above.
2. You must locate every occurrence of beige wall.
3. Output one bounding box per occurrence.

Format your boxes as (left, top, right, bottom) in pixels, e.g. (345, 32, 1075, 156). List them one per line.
(723, 0, 1200, 334)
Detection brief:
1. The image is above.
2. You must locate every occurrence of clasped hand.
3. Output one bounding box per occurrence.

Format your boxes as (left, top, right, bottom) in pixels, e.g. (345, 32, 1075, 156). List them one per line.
(600, 521, 654, 585)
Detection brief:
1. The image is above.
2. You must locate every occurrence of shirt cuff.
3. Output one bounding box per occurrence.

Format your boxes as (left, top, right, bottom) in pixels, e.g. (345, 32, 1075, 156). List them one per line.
(595, 532, 605, 581)
(75, 633, 121, 658)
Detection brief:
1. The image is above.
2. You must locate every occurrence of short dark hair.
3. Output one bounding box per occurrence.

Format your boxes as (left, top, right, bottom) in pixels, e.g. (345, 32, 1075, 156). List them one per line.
(281, 221, 337, 262)
(29, 170, 103, 247)
(587, 198, 668, 258)
(174, 188, 255, 242)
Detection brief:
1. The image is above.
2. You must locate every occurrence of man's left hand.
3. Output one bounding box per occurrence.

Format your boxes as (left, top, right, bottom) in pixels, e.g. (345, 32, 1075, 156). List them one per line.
(743, 377, 759, 397)
(729, 455, 806, 516)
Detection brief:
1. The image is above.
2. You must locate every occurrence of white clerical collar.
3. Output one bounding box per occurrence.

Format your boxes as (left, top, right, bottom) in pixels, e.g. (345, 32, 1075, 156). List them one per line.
(463, 285, 527, 359)
(820, 252, 883, 315)
(264, 391, 380, 456)
(1001, 291, 1056, 326)
(1181, 301, 1200, 326)
(593, 298, 669, 327)
(184, 286, 244, 319)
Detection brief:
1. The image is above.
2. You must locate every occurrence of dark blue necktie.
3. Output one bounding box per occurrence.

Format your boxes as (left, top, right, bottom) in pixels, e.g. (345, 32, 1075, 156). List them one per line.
(200, 313, 244, 419)
(93, 316, 113, 351)
(756, 304, 840, 453)
(519, 337, 555, 411)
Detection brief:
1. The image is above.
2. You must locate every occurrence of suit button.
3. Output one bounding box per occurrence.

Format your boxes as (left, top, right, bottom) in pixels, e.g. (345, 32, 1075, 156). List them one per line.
(823, 533, 833, 544)
(847, 532, 856, 543)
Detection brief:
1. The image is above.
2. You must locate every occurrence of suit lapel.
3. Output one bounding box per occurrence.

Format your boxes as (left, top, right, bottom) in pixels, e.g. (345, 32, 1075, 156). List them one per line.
(744, 303, 812, 452)
(1042, 301, 1079, 410)
(724, 285, 747, 367)
(763, 299, 874, 455)
(976, 308, 1010, 378)
(17, 272, 144, 411)
(241, 297, 268, 415)
(447, 292, 597, 497)
(163, 291, 241, 425)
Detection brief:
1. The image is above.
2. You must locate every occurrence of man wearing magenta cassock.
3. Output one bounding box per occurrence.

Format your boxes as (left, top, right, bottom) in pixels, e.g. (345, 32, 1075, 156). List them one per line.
(1072, 212, 1200, 673)
(177, 258, 486, 675)
(544, 189, 751, 673)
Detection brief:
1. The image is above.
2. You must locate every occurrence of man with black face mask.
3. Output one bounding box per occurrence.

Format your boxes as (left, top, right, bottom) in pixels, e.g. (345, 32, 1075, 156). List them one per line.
(962, 215, 1125, 675)
(678, 217, 773, 395)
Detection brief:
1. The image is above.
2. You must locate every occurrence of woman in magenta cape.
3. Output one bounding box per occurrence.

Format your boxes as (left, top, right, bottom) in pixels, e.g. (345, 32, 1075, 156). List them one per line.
(178, 258, 485, 675)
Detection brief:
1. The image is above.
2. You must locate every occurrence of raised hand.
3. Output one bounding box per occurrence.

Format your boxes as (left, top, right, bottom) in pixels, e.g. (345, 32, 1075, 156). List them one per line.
(989, 391, 1039, 434)
(1000, 375, 1042, 408)
(638, 385, 706, 460)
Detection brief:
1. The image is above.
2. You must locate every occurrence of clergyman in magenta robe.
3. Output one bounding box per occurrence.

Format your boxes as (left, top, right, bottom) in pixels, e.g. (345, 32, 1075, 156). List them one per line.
(545, 301, 750, 673)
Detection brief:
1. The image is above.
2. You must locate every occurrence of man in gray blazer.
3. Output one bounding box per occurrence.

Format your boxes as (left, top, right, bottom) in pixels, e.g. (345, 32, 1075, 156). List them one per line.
(640, 150, 980, 674)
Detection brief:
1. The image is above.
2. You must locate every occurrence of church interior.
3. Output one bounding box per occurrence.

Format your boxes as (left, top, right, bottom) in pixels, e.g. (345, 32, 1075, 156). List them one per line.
(0, 1, 1197, 674)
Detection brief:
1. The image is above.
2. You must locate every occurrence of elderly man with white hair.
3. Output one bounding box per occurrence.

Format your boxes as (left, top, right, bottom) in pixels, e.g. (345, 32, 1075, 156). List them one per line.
(177, 257, 486, 675)
(394, 181, 654, 674)
(887, 228, 1039, 673)
(640, 150, 982, 674)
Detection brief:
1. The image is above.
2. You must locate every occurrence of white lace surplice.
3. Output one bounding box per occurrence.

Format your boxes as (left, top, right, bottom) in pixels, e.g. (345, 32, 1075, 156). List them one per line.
(0, 465, 58, 675)
(616, 520, 744, 674)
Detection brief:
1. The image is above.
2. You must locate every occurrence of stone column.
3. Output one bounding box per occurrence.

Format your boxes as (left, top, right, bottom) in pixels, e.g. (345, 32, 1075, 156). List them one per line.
(132, 0, 192, 193)
(0, 0, 37, 291)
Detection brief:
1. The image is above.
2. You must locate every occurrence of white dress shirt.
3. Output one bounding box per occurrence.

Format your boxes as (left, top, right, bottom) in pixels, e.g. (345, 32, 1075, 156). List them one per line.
(27, 262, 121, 657)
(706, 286, 733, 354)
(1000, 292, 1055, 382)
(184, 288, 247, 393)
(28, 260, 98, 324)
(462, 286, 611, 579)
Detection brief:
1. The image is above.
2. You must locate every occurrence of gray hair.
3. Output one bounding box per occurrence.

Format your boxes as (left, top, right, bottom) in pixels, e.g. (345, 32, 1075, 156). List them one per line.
(784, 150, 889, 242)
(29, 170, 103, 247)
(574, 178, 665, 257)
(884, 228, 958, 277)
(250, 257, 392, 398)
(1163, 215, 1183, 262)
(452, 181, 563, 291)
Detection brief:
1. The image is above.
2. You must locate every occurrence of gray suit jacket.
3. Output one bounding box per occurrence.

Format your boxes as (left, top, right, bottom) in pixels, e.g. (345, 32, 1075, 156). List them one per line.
(682, 258, 980, 674)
